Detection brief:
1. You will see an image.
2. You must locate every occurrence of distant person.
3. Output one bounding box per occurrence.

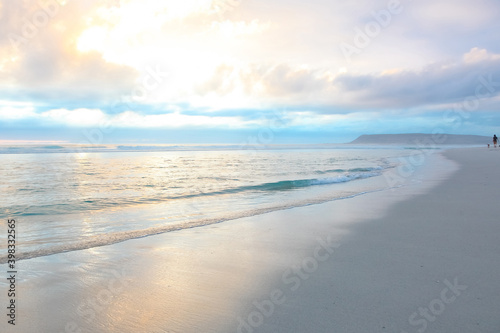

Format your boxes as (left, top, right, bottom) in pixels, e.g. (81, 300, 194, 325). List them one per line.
(494, 135, 498, 148)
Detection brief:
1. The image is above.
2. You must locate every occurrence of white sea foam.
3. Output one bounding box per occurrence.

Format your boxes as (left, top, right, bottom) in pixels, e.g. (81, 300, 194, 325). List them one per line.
(0, 185, 395, 264)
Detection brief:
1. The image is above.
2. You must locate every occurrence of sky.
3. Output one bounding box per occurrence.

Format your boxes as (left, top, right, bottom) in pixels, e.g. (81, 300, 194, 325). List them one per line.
(1, 0, 500, 144)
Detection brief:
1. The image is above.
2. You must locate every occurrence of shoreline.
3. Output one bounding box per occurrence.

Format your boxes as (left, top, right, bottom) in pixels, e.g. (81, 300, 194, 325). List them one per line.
(0, 147, 420, 264)
(2, 147, 499, 332)
(236, 147, 500, 333)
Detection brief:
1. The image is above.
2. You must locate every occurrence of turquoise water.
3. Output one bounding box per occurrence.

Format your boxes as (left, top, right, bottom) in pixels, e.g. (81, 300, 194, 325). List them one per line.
(0, 145, 418, 262)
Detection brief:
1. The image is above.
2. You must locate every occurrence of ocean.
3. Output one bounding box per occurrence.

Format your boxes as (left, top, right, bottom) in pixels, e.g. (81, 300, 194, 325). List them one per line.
(0, 145, 425, 263)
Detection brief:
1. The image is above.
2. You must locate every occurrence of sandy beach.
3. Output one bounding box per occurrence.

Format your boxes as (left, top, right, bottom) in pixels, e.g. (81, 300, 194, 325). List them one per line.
(2, 147, 500, 333)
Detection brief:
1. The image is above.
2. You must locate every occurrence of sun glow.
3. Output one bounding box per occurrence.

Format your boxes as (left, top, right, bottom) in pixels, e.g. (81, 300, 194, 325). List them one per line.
(77, 26, 107, 53)
(77, 0, 220, 54)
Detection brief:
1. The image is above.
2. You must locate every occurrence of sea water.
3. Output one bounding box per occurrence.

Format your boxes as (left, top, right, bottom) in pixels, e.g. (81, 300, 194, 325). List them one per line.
(0, 145, 429, 262)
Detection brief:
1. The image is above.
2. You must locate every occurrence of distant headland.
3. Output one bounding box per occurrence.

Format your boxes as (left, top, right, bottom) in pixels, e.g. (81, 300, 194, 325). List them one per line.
(348, 133, 491, 145)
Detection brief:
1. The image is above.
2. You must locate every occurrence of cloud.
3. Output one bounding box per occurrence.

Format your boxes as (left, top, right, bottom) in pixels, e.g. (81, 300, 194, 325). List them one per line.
(193, 47, 500, 113)
(195, 63, 334, 108)
(72, 0, 265, 62)
(0, 106, 256, 129)
(463, 47, 500, 64)
(333, 48, 500, 109)
(0, 106, 36, 120)
(114, 110, 252, 128)
(210, 19, 270, 37)
(1, 0, 500, 143)
(0, 0, 138, 106)
(0, 104, 350, 130)
(40, 108, 107, 127)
